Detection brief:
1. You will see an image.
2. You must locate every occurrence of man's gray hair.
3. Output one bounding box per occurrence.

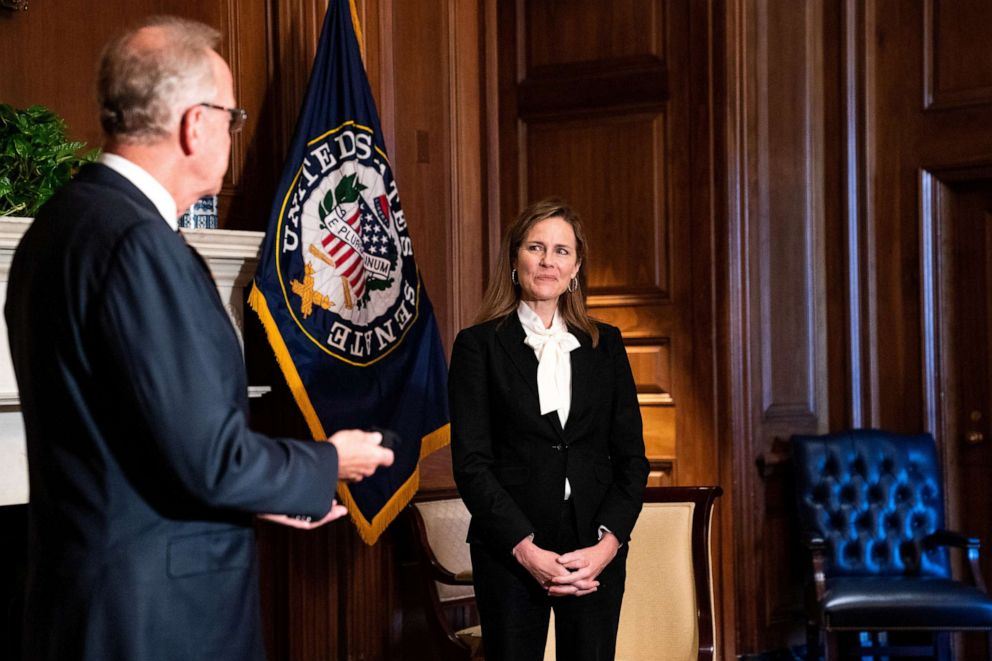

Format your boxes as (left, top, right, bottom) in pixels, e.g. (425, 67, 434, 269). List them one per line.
(98, 16, 221, 143)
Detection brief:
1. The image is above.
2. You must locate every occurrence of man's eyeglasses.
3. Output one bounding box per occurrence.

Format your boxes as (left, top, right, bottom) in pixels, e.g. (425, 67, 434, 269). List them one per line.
(198, 103, 248, 134)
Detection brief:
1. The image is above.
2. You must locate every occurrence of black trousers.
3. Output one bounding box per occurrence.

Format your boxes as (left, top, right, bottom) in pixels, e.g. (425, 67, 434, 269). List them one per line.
(470, 501, 628, 661)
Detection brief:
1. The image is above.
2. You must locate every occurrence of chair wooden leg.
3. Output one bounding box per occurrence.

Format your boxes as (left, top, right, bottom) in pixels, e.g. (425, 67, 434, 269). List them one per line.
(824, 631, 841, 661)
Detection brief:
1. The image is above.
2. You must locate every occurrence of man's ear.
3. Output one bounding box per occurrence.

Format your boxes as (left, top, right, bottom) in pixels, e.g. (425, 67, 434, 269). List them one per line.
(178, 106, 201, 156)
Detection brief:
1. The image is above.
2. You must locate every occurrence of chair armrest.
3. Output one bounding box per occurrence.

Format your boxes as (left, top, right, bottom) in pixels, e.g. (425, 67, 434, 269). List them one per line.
(802, 532, 828, 602)
(432, 569, 473, 587)
(924, 528, 986, 591)
(803, 531, 826, 551)
(924, 528, 980, 550)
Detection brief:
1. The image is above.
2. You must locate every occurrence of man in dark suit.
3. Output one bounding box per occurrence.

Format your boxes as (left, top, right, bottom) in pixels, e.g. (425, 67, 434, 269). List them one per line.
(4, 16, 393, 661)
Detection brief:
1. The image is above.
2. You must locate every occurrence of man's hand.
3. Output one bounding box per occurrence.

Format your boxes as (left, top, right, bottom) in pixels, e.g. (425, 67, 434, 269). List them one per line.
(258, 499, 348, 529)
(512, 536, 574, 596)
(329, 429, 394, 481)
(549, 532, 620, 597)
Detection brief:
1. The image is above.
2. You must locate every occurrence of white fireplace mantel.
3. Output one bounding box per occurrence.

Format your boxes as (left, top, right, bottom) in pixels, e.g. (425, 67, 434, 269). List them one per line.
(0, 217, 265, 506)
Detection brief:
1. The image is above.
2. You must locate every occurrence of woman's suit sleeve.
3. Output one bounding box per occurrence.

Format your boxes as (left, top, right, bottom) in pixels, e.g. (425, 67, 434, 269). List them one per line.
(593, 326, 650, 543)
(449, 327, 535, 555)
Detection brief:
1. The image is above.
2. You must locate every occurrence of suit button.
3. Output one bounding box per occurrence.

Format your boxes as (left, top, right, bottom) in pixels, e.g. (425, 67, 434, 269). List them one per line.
(552, 443, 564, 451)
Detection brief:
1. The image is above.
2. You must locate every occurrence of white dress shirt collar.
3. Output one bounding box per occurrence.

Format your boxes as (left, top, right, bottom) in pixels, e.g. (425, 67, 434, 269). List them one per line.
(98, 153, 178, 230)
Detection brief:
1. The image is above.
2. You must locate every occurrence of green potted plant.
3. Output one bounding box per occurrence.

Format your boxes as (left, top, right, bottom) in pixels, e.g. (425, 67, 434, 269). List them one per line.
(0, 104, 99, 218)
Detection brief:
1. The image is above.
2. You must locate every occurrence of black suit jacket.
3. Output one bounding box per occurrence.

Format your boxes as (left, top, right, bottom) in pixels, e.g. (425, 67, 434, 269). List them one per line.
(5, 164, 339, 661)
(449, 313, 649, 556)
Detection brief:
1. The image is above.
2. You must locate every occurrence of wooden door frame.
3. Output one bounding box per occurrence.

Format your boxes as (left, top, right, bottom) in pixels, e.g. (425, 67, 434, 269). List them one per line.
(919, 164, 992, 542)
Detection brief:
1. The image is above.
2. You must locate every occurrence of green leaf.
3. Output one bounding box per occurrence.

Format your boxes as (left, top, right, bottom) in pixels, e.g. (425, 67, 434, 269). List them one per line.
(0, 104, 100, 217)
(12, 136, 29, 157)
(334, 173, 367, 205)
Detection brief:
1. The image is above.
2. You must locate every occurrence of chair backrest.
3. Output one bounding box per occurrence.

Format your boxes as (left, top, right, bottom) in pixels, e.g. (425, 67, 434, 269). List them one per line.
(545, 486, 722, 661)
(791, 429, 949, 578)
(410, 495, 474, 603)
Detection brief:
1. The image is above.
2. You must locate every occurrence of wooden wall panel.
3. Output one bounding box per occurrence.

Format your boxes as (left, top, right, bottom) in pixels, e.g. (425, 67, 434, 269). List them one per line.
(924, 0, 992, 109)
(626, 342, 672, 395)
(723, 0, 830, 653)
(524, 114, 667, 294)
(385, 0, 453, 343)
(524, 0, 662, 68)
(0, 1, 273, 230)
(753, 2, 826, 426)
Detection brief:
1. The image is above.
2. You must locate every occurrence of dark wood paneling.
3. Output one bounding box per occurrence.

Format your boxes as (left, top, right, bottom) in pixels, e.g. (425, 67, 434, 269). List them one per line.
(524, 113, 668, 295)
(626, 341, 672, 395)
(924, 0, 992, 110)
(753, 0, 826, 425)
(524, 0, 662, 69)
(386, 0, 454, 349)
(723, 0, 830, 653)
(518, 57, 669, 120)
(218, 0, 274, 229)
(0, 1, 273, 230)
(861, 0, 927, 432)
(931, 179, 992, 615)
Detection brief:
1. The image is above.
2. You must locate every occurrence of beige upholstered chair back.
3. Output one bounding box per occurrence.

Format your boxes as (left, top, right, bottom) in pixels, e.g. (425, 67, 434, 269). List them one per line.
(411, 498, 475, 602)
(544, 487, 721, 661)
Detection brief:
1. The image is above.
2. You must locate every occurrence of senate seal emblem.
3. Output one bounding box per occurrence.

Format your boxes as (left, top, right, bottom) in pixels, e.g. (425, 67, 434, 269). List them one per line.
(276, 121, 419, 366)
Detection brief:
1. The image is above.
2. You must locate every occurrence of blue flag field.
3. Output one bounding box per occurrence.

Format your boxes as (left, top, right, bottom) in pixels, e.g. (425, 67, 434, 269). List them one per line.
(249, 0, 449, 544)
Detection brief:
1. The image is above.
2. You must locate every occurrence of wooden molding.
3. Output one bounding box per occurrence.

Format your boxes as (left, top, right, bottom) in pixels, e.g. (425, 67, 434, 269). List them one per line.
(518, 56, 668, 120)
(922, 0, 992, 111)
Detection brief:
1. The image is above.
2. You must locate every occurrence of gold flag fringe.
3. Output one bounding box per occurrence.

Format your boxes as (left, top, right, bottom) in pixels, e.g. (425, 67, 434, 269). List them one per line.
(348, 0, 365, 63)
(337, 423, 450, 545)
(247, 285, 326, 439)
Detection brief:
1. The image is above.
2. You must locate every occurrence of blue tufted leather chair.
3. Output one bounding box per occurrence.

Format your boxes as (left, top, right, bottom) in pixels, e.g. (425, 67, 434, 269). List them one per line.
(791, 429, 992, 660)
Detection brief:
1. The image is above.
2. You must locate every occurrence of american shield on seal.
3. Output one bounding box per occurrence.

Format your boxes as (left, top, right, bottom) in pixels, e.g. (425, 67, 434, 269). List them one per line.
(250, 0, 449, 544)
(278, 122, 418, 366)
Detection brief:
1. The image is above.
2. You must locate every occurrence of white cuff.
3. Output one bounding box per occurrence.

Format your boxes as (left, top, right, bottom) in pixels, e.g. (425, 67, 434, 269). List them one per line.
(597, 525, 622, 547)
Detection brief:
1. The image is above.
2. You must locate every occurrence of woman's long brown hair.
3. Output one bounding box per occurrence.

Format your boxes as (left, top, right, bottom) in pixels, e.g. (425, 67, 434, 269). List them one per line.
(473, 197, 599, 347)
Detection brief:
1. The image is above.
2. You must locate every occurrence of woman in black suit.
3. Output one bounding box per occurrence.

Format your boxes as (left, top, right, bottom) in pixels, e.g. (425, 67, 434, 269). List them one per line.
(449, 198, 650, 661)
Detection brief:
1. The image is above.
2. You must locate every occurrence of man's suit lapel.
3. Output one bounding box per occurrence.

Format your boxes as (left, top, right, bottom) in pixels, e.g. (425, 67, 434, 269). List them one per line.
(495, 313, 566, 441)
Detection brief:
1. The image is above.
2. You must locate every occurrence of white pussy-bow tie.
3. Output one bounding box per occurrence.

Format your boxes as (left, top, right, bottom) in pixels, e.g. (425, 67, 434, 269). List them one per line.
(524, 327, 580, 416)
